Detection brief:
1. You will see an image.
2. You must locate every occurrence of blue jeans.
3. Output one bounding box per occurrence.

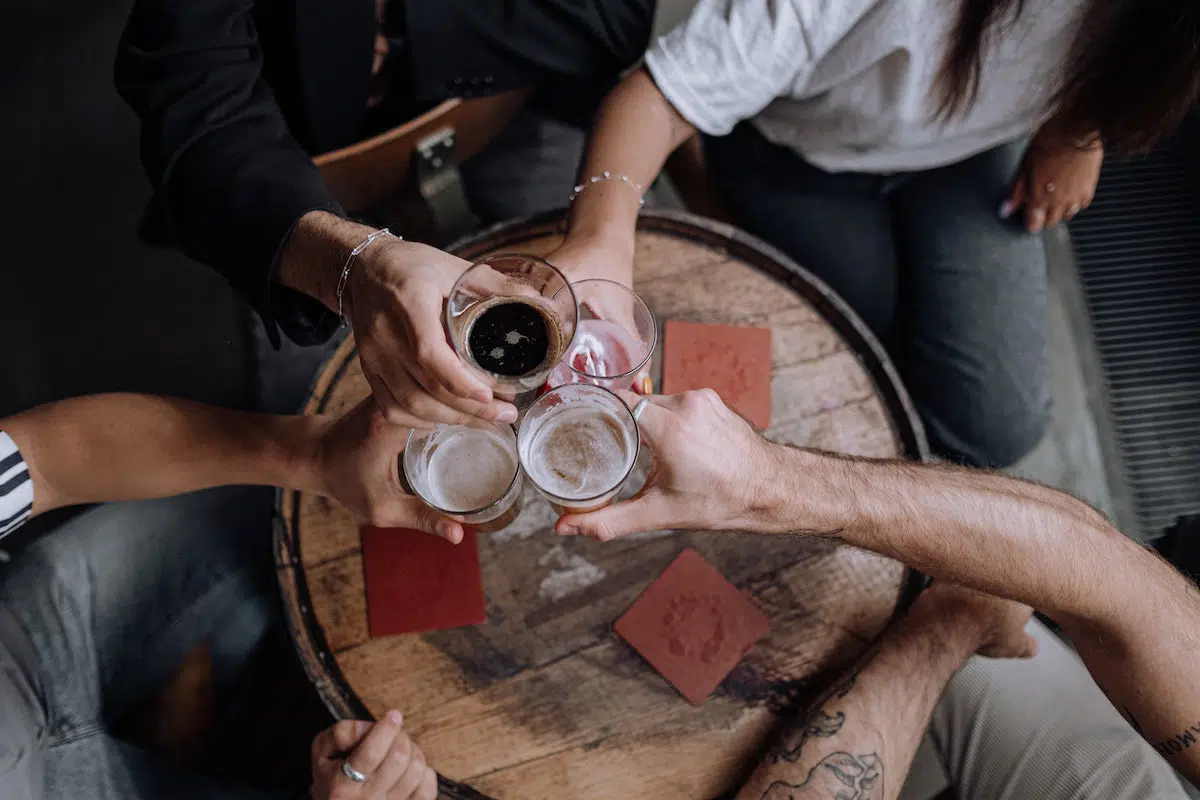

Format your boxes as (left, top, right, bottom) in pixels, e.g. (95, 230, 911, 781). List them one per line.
(0, 487, 279, 800)
(706, 124, 1052, 468)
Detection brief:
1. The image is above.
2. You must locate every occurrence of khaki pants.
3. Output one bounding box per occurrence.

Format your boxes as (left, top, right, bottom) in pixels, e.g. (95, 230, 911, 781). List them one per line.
(901, 619, 1190, 799)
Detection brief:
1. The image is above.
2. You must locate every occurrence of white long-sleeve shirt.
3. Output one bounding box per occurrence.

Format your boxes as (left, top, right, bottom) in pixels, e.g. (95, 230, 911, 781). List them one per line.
(645, 0, 1086, 173)
(0, 433, 32, 541)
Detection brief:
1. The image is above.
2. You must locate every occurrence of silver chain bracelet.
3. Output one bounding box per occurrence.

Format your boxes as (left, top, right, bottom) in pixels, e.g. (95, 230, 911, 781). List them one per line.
(569, 171, 645, 206)
(335, 227, 399, 324)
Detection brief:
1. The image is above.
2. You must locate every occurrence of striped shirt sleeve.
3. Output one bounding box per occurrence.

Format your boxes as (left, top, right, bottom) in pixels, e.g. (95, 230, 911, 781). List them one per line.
(0, 432, 33, 540)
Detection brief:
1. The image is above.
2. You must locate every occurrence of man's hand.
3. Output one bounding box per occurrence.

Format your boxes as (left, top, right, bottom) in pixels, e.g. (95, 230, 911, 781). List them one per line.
(555, 390, 780, 540)
(313, 398, 464, 543)
(278, 212, 518, 428)
(310, 711, 438, 800)
(912, 582, 1038, 660)
(1002, 126, 1103, 233)
(347, 238, 518, 427)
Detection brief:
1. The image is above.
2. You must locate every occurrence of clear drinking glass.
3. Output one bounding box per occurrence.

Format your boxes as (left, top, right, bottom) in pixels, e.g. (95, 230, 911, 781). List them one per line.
(517, 383, 640, 514)
(547, 279, 656, 391)
(403, 422, 524, 532)
(445, 253, 578, 408)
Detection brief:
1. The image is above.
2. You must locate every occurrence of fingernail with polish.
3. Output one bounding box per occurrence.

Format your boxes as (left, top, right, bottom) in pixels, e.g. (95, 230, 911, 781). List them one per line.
(998, 200, 1014, 219)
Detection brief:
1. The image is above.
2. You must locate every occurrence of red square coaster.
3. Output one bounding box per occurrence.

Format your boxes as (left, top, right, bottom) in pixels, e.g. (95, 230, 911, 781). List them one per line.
(661, 321, 772, 429)
(360, 526, 486, 637)
(614, 549, 770, 704)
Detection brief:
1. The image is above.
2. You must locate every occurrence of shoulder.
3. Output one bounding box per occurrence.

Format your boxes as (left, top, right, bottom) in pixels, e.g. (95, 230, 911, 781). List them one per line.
(658, 0, 884, 63)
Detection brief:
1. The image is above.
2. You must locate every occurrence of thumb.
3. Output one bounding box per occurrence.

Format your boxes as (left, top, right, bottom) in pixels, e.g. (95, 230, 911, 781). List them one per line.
(1001, 174, 1026, 219)
(380, 496, 465, 544)
(556, 490, 676, 542)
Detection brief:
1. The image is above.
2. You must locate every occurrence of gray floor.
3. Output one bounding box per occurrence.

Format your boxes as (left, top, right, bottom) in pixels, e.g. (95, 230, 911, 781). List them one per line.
(1007, 227, 1123, 530)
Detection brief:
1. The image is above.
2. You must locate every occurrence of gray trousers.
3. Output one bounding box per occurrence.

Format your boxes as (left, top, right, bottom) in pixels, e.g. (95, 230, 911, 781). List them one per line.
(0, 488, 279, 800)
(706, 124, 1052, 468)
(900, 619, 1189, 799)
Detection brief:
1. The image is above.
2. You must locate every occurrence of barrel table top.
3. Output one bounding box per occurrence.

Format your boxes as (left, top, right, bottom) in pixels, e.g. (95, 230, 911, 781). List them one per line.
(276, 210, 928, 800)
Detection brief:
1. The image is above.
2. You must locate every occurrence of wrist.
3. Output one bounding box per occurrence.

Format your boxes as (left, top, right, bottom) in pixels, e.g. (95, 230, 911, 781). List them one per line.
(755, 445, 849, 536)
(560, 227, 636, 266)
(265, 413, 333, 497)
(564, 191, 639, 264)
(903, 589, 994, 659)
(278, 211, 375, 311)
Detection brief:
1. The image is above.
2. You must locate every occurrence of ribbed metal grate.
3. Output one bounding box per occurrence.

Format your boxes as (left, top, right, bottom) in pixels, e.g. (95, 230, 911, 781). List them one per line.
(1068, 117, 1200, 538)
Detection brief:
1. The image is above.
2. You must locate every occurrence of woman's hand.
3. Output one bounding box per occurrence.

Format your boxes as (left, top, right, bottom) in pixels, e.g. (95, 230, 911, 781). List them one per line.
(1002, 127, 1104, 233)
(310, 711, 438, 800)
(547, 238, 653, 393)
(545, 236, 635, 289)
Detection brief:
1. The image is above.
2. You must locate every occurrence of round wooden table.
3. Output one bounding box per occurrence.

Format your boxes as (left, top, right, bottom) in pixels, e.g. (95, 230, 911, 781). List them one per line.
(276, 210, 929, 800)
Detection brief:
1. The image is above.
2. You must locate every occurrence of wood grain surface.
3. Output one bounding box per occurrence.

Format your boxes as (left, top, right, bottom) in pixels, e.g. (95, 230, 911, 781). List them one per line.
(276, 212, 926, 800)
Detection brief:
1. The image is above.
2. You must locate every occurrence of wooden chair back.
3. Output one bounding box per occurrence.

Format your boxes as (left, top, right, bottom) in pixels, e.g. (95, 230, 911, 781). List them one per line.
(313, 88, 532, 214)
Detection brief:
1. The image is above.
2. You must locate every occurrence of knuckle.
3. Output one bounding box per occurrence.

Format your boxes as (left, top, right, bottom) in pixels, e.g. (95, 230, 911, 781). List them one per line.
(680, 390, 708, 413)
(389, 738, 412, 765)
(413, 341, 440, 370)
(385, 406, 411, 426)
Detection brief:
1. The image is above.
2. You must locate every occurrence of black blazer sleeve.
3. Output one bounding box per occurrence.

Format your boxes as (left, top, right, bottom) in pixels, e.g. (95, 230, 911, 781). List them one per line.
(115, 0, 342, 347)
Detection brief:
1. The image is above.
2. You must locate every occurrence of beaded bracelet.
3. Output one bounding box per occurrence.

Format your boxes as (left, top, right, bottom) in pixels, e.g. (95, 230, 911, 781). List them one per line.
(569, 171, 645, 207)
(335, 228, 399, 324)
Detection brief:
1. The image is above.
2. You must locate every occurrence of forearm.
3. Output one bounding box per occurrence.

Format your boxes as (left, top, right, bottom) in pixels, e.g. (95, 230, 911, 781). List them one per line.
(1063, 566, 1200, 782)
(564, 68, 695, 255)
(763, 447, 1200, 779)
(765, 448, 1131, 622)
(2, 395, 329, 515)
(277, 211, 379, 311)
(736, 595, 987, 799)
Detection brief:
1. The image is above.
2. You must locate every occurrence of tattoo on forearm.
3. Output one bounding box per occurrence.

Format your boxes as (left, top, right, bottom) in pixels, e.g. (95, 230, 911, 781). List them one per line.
(770, 676, 857, 763)
(760, 752, 885, 799)
(1153, 721, 1200, 758)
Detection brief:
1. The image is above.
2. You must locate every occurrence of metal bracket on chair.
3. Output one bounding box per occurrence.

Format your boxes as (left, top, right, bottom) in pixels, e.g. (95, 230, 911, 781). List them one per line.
(413, 127, 479, 245)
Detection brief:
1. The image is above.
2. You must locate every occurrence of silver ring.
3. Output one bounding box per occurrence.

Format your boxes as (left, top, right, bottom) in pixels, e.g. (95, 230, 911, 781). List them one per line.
(1045, 182, 1056, 193)
(631, 398, 651, 422)
(342, 760, 368, 784)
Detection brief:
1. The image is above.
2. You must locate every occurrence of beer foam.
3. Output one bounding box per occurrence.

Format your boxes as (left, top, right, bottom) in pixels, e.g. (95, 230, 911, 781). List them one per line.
(523, 406, 636, 500)
(414, 427, 518, 513)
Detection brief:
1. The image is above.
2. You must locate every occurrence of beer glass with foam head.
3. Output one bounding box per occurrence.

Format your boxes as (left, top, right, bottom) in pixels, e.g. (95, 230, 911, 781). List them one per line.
(446, 253, 578, 408)
(517, 383, 640, 514)
(547, 279, 656, 391)
(403, 422, 524, 532)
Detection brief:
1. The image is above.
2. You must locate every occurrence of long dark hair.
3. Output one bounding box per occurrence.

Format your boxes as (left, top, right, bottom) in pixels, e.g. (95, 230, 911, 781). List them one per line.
(936, 0, 1200, 153)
